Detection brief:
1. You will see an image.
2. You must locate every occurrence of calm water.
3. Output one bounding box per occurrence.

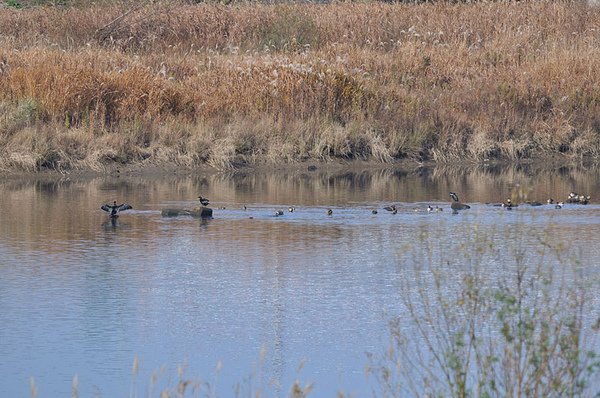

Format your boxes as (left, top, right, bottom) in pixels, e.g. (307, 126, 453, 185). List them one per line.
(1, 165, 600, 397)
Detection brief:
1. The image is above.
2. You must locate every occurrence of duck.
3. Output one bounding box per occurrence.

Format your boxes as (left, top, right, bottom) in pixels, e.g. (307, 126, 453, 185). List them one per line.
(327, 208, 333, 216)
(450, 192, 471, 212)
(502, 198, 518, 210)
(101, 201, 132, 218)
(489, 198, 516, 208)
(383, 205, 396, 212)
(391, 207, 398, 214)
(579, 195, 591, 205)
(567, 192, 579, 203)
(288, 206, 295, 212)
(372, 209, 378, 214)
(427, 205, 434, 213)
(547, 198, 554, 204)
(274, 210, 284, 216)
(526, 200, 543, 207)
(555, 201, 564, 209)
(566, 193, 591, 204)
(198, 195, 210, 206)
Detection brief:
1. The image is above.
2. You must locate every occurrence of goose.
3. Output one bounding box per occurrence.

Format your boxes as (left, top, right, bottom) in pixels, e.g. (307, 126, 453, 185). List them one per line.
(450, 192, 471, 212)
(101, 201, 132, 218)
(198, 195, 210, 206)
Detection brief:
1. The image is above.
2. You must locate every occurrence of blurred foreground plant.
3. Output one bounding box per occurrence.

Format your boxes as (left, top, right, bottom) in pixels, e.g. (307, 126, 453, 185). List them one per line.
(369, 224, 600, 398)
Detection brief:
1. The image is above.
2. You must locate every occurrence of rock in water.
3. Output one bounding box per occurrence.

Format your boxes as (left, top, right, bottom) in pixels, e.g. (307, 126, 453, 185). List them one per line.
(161, 206, 213, 218)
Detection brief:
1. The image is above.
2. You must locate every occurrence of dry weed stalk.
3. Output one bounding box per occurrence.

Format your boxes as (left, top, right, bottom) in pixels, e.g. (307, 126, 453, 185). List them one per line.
(1, 1, 600, 170)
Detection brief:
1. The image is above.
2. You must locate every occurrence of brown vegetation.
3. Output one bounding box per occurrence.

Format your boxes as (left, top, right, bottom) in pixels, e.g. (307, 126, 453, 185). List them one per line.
(1, 0, 600, 171)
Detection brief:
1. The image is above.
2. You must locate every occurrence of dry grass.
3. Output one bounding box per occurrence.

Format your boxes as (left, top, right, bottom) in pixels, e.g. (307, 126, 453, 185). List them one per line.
(1, 0, 600, 170)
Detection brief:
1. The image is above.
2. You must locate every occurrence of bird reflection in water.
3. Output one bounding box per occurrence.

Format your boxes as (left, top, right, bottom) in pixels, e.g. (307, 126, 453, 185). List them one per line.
(102, 217, 120, 230)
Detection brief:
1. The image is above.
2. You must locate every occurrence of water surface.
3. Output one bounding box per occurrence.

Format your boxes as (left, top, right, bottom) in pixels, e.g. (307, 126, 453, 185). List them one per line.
(1, 165, 600, 397)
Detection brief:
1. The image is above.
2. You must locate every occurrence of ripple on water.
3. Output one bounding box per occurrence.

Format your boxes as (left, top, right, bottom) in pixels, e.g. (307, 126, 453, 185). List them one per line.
(1, 171, 600, 397)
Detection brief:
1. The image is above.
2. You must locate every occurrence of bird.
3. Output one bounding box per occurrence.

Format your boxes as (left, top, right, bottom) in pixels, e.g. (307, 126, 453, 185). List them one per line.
(288, 207, 295, 212)
(555, 201, 564, 209)
(435, 206, 443, 212)
(427, 205, 434, 213)
(391, 207, 398, 214)
(547, 198, 554, 204)
(101, 201, 132, 218)
(526, 200, 543, 207)
(242, 204, 247, 210)
(327, 209, 333, 216)
(274, 210, 284, 216)
(565, 193, 591, 204)
(198, 195, 210, 206)
(450, 192, 471, 212)
(372, 209, 378, 214)
(502, 198, 517, 210)
(567, 192, 579, 203)
(383, 205, 396, 212)
(579, 195, 591, 205)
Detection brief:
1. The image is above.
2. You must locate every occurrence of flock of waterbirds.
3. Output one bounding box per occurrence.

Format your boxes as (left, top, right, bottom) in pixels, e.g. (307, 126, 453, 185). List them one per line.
(100, 191, 592, 220)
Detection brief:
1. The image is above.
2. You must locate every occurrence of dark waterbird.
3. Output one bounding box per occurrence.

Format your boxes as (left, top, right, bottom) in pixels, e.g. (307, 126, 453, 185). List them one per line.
(198, 195, 210, 206)
(101, 201, 133, 218)
(566, 192, 590, 204)
(526, 200, 543, 207)
(449, 192, 471, 213)
(383, 205, 396, 212)
(502, 198, 517, 210)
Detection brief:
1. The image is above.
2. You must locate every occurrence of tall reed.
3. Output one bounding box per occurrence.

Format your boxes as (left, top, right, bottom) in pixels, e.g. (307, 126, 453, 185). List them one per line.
(1, 1, 600, 170)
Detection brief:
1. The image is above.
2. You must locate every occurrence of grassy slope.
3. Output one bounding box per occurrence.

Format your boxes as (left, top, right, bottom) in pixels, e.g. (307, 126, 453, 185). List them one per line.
(0, 0, 599, 171)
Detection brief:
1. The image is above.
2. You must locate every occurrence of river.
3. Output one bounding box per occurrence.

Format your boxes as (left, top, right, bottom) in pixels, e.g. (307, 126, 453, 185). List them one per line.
(1, 165, 600, 397)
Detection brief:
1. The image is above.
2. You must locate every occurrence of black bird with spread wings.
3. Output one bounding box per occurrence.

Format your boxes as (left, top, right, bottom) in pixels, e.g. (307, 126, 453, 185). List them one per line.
(101, 201, 133, 218)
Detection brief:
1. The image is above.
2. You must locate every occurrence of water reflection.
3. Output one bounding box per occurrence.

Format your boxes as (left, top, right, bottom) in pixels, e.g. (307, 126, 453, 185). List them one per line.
(0, 165, 596, 249)
(0, 165, 599, 397)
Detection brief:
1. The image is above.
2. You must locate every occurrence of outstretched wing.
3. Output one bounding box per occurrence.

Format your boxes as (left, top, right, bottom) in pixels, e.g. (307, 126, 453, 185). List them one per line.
(117, 204, 133, 212)
(101, 204, 111, 212)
